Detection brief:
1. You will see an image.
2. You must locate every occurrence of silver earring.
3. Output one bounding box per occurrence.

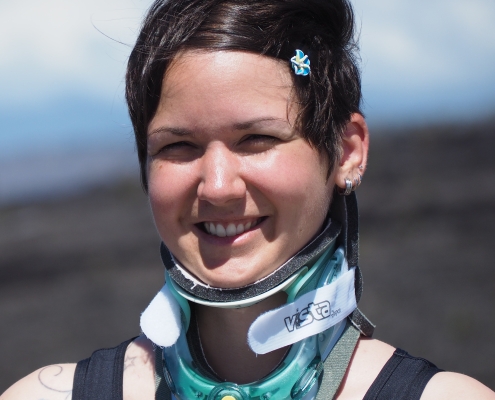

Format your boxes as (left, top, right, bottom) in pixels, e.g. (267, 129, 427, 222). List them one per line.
(338, 178, 353, 196)
(352, 173, 362, 191)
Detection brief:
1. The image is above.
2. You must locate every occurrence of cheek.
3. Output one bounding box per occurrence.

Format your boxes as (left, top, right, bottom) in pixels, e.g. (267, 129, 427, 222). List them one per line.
(148, 164, 171, 211)
(247, 149, 332, 221)
(147, 162, 193, 229)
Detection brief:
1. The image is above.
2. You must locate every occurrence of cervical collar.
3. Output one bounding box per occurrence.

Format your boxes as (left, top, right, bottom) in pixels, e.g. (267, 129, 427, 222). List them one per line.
(140, 222, 345, 348)
(141, 192, 374, 349)
(160, 244, 354, 400)
(141, 192, 375, 400)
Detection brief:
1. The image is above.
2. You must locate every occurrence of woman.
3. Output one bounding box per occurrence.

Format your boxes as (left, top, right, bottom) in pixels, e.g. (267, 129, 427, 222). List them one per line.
(2, 0, 494, 399)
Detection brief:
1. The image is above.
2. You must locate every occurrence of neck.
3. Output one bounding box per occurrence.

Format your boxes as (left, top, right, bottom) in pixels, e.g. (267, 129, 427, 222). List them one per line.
(196, 291, 288, 384)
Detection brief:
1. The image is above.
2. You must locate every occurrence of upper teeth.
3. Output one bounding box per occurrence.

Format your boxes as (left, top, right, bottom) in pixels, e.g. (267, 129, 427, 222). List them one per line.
(204, 220, 258, 237)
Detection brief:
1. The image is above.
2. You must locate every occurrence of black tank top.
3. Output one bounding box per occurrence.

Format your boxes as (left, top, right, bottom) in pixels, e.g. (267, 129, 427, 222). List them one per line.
(73, 340, 442, 400)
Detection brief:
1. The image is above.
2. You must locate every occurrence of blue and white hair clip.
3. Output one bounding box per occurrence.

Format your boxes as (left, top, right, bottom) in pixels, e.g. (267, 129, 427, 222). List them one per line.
(290, 49, 310, 76)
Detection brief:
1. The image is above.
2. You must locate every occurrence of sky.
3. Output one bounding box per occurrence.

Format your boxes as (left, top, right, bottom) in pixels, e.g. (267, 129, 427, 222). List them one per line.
(1, 0, 494, 203)
(353, 0, 495, 124)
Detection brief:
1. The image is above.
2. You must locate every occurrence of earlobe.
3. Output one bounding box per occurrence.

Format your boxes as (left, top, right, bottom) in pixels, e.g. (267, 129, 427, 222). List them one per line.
(334, 113, 369, 192)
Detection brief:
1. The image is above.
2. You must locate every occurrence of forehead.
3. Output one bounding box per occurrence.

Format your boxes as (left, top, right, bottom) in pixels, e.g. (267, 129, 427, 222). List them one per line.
(150, 51, 296, 132)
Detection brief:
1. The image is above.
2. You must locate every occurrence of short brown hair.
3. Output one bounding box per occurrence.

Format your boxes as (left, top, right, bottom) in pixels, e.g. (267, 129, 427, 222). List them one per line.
(126, 0, 362, 190)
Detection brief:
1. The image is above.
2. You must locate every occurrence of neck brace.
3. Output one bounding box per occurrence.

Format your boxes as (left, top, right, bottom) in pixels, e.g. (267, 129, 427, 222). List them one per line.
(159, 244, 354, 400)
(140, 222, 345, 347)
(141, 192, 375, 400)
(141, 192, 374, 348)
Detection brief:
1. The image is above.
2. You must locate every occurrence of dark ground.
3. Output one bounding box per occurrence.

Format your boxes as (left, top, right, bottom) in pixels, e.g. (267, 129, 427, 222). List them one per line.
(1, 120, 495, 393)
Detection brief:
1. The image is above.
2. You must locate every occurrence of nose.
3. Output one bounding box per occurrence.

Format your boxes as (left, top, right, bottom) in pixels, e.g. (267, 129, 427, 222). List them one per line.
(197, 144, 246, 205)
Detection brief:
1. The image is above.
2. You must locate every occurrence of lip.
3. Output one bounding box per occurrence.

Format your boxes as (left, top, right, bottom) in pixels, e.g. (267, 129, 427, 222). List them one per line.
(193, 217, 267, 244)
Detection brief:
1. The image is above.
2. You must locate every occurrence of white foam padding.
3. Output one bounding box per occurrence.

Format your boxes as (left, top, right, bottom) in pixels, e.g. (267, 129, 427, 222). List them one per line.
(140, 284, 182, 347)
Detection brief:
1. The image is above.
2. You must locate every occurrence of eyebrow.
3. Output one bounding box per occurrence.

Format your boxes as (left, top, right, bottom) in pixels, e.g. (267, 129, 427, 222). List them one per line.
(232, 117, 290, 130)
(148, 117, 290, 137)
(148, 126, 194, 138)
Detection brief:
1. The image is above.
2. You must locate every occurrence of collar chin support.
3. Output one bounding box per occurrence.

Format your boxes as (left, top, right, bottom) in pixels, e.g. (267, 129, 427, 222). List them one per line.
(167, 266, 308, 309)
(160, 243, 350, 400)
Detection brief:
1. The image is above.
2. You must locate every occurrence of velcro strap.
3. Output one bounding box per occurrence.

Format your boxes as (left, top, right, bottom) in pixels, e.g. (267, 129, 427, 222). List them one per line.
(349, 308, 375, 337)
(316, 321, 361, 400)
(248, 269, 357, 354)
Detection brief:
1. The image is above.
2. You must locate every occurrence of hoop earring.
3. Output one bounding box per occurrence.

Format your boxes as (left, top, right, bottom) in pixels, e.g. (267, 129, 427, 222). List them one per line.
(338, 178, 353, 196)
(352, 173, 362, 192)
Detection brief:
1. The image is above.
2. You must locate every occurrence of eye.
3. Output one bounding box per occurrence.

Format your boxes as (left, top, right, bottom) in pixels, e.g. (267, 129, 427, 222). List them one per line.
(151, 141, 200, 161)
(245, 134, 278, 143)
(162, 141, 192, 150)
(238, 134, 280, 153)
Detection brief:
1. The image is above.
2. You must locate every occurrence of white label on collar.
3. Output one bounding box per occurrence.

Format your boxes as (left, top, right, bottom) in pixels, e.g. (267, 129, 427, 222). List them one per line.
(248, 268, 357, 354)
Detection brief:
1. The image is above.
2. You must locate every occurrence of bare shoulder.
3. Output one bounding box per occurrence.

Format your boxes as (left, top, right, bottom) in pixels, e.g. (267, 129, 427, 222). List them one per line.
(335, 338, 495, 400)
(336, 337, 395, 399)
(1, 363, 76, 400)
(123, 335, 156, 400)
(421, 371, 495, 399)
(1, 336, 156, 400)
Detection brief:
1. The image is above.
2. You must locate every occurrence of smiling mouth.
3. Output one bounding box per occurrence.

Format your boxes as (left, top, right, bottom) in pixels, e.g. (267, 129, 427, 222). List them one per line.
(199, 218, 264, 238)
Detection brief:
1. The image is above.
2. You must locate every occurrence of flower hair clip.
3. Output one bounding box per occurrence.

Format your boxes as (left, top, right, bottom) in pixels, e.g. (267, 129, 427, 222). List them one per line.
(290, 49, 310, 76)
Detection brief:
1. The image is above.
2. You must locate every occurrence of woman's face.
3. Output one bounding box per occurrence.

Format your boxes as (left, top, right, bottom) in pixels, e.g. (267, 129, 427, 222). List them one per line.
(147, 51, 335, 288)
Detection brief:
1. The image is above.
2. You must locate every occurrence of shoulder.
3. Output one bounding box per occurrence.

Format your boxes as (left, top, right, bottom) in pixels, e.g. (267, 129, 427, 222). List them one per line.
(123, 335, 156, 400)
(336, 337, 396, 399)
(1, 363, 76, 400)
(1, 335, 156, 400)
(421, 371, 495, 399)
(335, 338, 495, 400)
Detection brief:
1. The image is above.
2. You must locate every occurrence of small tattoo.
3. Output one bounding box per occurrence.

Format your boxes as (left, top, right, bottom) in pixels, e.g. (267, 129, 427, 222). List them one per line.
(38, 365, 72, 400)
(124, 355, 137, 371)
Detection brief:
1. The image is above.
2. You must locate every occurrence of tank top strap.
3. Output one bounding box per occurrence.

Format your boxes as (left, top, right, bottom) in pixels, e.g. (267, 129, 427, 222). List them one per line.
(363, 348, 443, 400)
(72, 337, 136, 400)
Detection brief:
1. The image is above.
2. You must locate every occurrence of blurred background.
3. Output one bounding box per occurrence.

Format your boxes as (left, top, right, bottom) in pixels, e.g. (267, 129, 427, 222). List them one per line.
(1, 0, 494, 393)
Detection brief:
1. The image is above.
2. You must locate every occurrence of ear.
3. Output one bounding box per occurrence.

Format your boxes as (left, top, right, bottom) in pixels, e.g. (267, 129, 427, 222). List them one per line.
(334, 113, 369, 190)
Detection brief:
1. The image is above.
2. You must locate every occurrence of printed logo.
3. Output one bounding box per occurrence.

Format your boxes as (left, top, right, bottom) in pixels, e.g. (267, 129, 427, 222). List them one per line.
(284, 301, 341, 332)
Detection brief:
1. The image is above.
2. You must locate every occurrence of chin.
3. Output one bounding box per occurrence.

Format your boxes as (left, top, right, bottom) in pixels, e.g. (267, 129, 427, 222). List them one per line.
(199, 264, 268, 289)
(201, 273, 255, 289)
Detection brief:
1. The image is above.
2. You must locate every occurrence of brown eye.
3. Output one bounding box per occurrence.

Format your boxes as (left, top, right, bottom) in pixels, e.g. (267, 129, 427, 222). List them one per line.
(235, 134, 281, 155)
(153, 141, 200, 161)
(239, 135, 280, 152)
(161, 141, 192, 151)
(244, 134, 278, 143)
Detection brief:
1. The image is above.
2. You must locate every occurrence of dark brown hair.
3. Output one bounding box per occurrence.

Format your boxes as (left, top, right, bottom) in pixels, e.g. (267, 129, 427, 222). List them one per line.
(126, 0, 362, 190)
